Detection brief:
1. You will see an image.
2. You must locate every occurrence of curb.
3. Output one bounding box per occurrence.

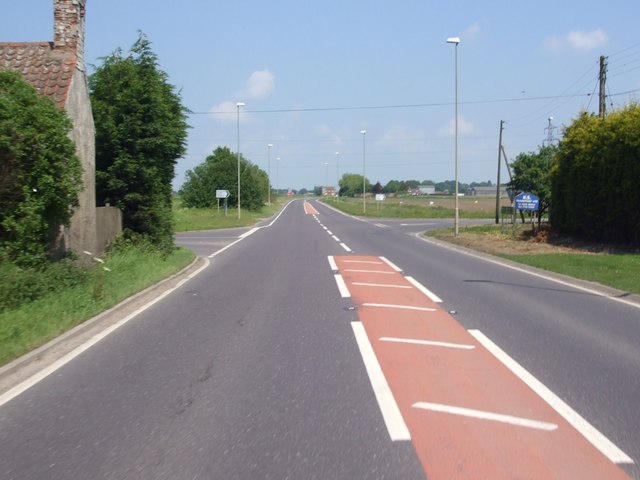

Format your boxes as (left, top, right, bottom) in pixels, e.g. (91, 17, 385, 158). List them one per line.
(0, 255, 208, 395)
(418, 233, 640, 308)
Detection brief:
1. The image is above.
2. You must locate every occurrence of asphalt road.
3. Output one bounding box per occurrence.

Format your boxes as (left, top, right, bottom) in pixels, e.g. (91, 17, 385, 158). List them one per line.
(0, 198, 638, 479)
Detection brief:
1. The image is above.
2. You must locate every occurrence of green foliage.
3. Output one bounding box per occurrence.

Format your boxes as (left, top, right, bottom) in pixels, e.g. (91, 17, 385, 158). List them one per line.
(339, 173, 372, 197)
(552, 105, 640, 245)
(508, 145, 557, 224)
(0, 70, 82, 266)
(0, 258, 89, 311)
(89, 32, 190, 253)
(179, 146, 268, 211)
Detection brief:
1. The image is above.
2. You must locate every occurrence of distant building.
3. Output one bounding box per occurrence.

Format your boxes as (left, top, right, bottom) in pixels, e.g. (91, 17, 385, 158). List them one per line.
(322, 186, 336, 196)
(470, 186, 508, 197)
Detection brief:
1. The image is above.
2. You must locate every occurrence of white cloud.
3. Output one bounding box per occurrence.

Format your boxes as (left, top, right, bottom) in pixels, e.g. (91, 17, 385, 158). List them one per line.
(543, 28, 608, 53)
(463, 22, 481, 41)
(438, 116, 476, 137)
(208, 100, 248, 124)
(240, 70, 275, 100)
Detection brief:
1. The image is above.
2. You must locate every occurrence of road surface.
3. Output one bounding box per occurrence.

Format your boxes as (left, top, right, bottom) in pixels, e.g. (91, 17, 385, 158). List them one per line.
(0, 198, 638, 479)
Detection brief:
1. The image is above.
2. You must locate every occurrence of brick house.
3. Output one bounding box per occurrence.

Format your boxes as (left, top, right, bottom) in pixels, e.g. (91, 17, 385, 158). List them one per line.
(0, 0, 101, 256)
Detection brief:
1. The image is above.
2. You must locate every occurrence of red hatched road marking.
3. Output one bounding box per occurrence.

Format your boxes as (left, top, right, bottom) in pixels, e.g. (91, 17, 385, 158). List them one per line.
(304, 201, 319, 215)
(333, 255, 632, 479)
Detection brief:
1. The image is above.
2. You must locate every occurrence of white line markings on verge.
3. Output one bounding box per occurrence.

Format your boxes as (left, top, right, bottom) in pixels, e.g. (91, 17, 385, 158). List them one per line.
(351, 322, 411, 441)
(353, 282, 412, 289)
(469, 329, 634, 465)
(405, 276, 443, 303)
(362, 303, 437, 312)
(412, 402, 558, 431)
(340, 243, 352, 252)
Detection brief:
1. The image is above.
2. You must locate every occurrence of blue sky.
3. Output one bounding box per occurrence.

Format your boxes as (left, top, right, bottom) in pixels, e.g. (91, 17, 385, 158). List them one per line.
(4, 1, 640, 191)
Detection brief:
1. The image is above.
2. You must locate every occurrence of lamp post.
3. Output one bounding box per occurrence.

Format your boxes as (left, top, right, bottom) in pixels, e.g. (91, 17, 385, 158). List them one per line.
(361, 130, 366, 213)
(446, 36, 460, 236)
(335, 151, 340, 203)
(267, 143, 273, 205)
(276, 157, 280, 197)
(236, 102, 245, 219)
(324, 162, 329, 195)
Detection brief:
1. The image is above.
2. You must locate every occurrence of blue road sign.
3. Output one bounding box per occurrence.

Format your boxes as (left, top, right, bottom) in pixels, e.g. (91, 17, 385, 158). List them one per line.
(514, 192, 540, 211)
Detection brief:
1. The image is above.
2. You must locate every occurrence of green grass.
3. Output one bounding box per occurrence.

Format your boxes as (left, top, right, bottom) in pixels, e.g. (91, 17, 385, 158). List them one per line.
(322, 196, 495, 219)
(174, 198, 285, 232)
(0, 245, 195, 367)
(499, 253, 640, 294)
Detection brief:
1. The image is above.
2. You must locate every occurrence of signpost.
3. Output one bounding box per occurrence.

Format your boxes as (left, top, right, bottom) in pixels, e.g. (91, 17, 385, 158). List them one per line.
(375, 193, 385, 213)
(216, 190, 230, 216)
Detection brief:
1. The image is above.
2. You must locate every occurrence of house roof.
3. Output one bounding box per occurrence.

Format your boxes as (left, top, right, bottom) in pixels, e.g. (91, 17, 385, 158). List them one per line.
(0, 41, 76, 109)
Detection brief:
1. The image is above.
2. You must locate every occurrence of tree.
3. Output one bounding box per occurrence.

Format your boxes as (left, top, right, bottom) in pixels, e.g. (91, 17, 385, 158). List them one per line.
(0, 70, 82, 265)
(508, 145, 557, 226)
(383, 180, 406, 194)
(89, 32, 189, 252)
(180, 146, 268, 211)
(373, 181, 384, 194)
(338, 173, 371, 197)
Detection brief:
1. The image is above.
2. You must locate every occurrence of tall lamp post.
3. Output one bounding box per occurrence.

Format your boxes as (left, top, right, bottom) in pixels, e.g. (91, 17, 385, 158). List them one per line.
(236, 102, 245, 219)
(267, 143, 273, 205)
(324, 162, 329, 195)
(335, 151, 340, 203)
(276, 157, 280, 197)
(360, 130, 367, 213)
(446, 36, 460, 236)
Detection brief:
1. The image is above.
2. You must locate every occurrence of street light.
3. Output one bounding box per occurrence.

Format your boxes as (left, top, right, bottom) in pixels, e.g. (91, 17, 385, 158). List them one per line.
(324, 162, 329, 195)
(446, 36, 460, 236)
(361, 130, 367, 213)
(236, 102, 245, 219)
(335, 152, 340, 203)
(276, 157, 280, 197)
(267, 143, 273, 205)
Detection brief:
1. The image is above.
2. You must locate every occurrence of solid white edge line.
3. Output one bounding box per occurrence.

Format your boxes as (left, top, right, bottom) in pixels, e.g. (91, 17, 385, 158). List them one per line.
(379, 256, 402, 272)
(380, 336, 475, 350)
(327, 255, 338, 271)
(351, 322, 410, 441)
(468, 329, 634, 464)
(412, 402, 558, 431)
(239, 227, 259, 238)
(362, 303, 436, 312)
(405, 276, 443, 303)
(340, 243, 352, 252)
(334, 274, 351, 298)
(0, 258, 211, 408)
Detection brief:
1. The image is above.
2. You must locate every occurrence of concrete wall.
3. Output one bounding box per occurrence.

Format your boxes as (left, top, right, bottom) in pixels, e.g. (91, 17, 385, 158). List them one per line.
(63, 67, 97, 255)
(95, 206, 122, 254)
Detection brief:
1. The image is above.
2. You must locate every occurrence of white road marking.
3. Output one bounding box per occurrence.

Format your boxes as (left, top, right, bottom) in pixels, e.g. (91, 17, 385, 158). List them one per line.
(340, 243, 352, 252)
(353, 282, 412, 289)
(332, 235, 341, 242)
(412, 402, 558, 431)
(405, 276, 443, 303)
(344, 269, 395, 274)
(239, 227, 259, 238)
(379, 257, 402, 272)
(327, 256, 338, 271)
(343, 260, 382, 265)
(469, 329, 634, 464)
(0, 258, 211, 408)
(374, 223, 388, 228)
(326, 230, 333, 235)
(351, 322, 410, 441)
(334, 274, 351, 298)
(322, 226, 328, 230)
(362, 303, 437, 312)
(380, 337, 475, 350)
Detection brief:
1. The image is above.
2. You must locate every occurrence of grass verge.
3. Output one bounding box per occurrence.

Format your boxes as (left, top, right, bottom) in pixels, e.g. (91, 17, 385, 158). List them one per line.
(427, 224, 640, 295)
(0, 245, 195, 367)
(174, 198, 285, 232)
(500, 253, 640, 294)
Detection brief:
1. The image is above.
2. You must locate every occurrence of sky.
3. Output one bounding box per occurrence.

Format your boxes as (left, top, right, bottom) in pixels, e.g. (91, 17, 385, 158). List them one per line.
(3, 0, 640, 192)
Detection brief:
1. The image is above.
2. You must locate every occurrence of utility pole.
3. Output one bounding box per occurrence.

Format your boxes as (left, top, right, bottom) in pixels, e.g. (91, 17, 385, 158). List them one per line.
(599, 55, 608, 118)
(495, 120, 504, 224)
